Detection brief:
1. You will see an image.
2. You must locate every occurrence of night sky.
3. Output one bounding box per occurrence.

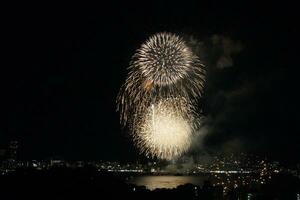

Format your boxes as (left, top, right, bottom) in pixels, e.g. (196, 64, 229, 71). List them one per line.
(2, 2, 298, 163)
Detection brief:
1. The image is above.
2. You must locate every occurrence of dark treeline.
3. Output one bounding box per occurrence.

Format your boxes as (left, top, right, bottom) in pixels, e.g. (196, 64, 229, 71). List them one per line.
(0, 166, 299, 200)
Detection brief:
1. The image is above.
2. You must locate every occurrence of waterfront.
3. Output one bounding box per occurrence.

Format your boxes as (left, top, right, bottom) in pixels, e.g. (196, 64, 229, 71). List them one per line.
(128, 175, 209, 190)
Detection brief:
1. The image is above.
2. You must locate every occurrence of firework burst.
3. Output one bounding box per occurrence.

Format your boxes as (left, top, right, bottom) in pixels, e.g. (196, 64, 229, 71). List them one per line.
(134, 99, 195, 160)
(117, 32, 205, 160)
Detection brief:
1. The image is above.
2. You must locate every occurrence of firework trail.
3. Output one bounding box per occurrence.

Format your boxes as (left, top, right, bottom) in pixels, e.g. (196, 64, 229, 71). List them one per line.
(117, 32, 205, 160)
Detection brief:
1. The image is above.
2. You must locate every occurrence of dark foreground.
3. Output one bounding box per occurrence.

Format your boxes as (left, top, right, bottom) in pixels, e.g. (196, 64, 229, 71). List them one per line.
(0, 167, 299, 200)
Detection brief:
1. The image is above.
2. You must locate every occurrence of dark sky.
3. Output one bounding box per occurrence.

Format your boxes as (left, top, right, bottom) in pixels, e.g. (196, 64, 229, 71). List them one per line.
(2, 2, 298, 163)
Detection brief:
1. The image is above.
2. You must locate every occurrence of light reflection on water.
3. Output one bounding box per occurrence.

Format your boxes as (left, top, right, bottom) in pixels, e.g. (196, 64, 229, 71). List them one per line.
(128, 176, 208, 190)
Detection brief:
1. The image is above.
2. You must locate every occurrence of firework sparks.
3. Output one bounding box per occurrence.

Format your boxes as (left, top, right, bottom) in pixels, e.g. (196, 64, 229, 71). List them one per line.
(135, 99, 193, 160)
(117, 32, 205, 160)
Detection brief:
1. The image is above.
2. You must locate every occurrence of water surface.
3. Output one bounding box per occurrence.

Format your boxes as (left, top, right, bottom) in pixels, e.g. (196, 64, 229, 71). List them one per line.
(128, 175, 208, 190)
